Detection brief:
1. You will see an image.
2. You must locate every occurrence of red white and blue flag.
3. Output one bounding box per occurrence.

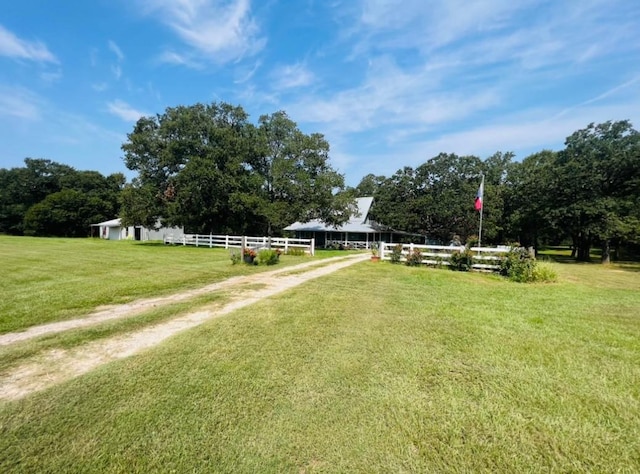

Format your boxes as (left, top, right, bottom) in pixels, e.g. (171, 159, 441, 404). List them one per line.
(474, 176, 484, 211)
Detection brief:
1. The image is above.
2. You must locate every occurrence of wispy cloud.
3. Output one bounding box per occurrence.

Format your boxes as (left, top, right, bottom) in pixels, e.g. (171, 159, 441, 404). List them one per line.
(287, 56, 499, 135)
(92, 82, 109, 92)
(271, 63, 314, 90)
(108, 40, 124, 61)
(40, 70, 63, 83)
(137, 0, 265, 64)
(111, 64, 122, 80)
(0, 85, 42, 120)
(156, 50, 203, 69)
(0, 24, 58, 63)
(106, 99, 148, 122)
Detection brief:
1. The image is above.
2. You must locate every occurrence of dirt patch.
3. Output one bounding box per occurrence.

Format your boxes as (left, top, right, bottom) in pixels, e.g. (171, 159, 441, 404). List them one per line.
(0, 254, 368, 401)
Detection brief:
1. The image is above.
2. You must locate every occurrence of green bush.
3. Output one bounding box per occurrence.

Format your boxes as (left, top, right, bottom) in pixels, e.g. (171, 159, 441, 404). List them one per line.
(500, 247, 536, 282)
(405, 248, 423, 266)
(532, 261, 558, 283)
(229, 249, 241, 265)
(257, 249, 280, 265)
(286, 248, 306, 256)
(449, 248, 474, 271)
(390, 244, 403, 264)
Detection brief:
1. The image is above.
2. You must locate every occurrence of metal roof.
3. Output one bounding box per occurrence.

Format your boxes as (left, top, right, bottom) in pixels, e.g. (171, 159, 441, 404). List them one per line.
(91, 218, 122, 227)
(284, 197, 386, 234)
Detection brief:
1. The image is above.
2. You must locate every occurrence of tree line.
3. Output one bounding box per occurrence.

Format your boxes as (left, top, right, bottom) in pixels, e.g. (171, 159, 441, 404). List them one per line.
(360, 120, 640, 263)
(1, 100, 638, 263)
(0, 159, 124, 237)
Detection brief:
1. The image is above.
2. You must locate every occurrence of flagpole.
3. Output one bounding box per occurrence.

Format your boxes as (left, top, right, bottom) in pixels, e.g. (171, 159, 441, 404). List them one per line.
(477, 174, 484, 248)
(478, 198, 483, 248)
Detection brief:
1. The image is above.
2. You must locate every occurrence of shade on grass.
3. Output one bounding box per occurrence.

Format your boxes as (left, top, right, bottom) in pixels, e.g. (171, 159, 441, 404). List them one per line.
(1, 258, 639, 472)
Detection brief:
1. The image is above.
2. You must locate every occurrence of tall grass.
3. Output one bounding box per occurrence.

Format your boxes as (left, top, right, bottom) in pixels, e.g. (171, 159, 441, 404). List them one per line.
(1, 256, 639, 472)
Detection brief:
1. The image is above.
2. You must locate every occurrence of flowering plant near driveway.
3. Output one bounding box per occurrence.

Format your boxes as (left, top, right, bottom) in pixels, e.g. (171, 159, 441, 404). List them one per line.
(231, 247, 283, 266)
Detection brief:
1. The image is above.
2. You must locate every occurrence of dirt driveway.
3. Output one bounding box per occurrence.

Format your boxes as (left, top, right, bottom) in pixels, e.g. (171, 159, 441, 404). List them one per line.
(0, 253, 369, 401)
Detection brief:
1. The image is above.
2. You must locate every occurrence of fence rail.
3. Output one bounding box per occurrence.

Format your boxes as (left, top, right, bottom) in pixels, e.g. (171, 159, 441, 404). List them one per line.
(379, 242, 511, 271)
(164, 233, 315, 255)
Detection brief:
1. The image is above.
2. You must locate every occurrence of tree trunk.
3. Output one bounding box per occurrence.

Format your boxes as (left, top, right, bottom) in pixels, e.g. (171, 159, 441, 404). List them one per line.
(576, 233, 591, 261)
(601, 239, 611, 264)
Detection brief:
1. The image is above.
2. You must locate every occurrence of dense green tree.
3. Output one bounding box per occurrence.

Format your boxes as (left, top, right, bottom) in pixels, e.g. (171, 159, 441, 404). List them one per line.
(121, 102, 255, 232)
(354, 173, 386, 197)
(0, 159, 123, 236)
(23, 189, 114, 237)
(504, 150, 558, 248)
(552, 120, 640, 262)
(252, 111, 352, 235)
(121, 104, 352, 235)
(369, 167, 422, 236)
(414, 153, 485, 244)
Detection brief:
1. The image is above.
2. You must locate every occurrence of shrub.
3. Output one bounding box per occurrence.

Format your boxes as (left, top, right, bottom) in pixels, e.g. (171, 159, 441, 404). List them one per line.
(229, 249, 241, 265)
(450, 248, 474, 271)
(500, 247, 536, 282)
(287, 248, 306, 256)
(465, 235, 479, 248)
(405, 248, 423, 266)
(390, 244, 403, 264)
(257, 249, 279, 265)
(532, 261, 558, 283)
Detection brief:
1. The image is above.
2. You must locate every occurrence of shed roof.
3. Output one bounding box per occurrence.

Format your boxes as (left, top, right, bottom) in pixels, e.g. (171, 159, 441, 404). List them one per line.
(91, 218, 121, 227)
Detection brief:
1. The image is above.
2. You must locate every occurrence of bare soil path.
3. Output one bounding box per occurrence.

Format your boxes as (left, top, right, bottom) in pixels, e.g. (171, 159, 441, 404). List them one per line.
(0, 253, 369, 401)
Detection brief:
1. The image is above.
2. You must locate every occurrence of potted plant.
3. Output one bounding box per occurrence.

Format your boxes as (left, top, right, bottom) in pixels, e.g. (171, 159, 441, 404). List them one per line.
(371, 243, 381, 262)
(243, 247, 257, 264)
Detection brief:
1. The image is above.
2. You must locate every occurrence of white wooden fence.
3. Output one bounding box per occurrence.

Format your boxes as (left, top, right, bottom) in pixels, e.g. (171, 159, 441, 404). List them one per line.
(164, 233, 315, 255)
(379, 242, 511, 271)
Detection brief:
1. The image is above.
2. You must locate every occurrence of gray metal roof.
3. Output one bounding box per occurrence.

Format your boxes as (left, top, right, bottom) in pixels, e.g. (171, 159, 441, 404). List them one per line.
(284, 197, 386, 234)
(91, 218, 122, 227)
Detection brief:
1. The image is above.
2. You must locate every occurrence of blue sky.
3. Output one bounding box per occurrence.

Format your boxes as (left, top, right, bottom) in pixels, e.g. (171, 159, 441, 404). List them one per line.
(1, 0, 639, 186)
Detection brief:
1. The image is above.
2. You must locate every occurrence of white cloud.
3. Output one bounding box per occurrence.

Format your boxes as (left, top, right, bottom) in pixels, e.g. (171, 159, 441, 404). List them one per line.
(286, 56, 499, 135)
(111, 64, 122, 80)
(108, 40, 124, 61)
(40, 70, 63, 83)
(92, 82, 109, 92)
(138, 0, 265, 64)
(156, 50, 203, 69)
(0, 86, 42, 120)
(0, 24, 58, 63)
(271, 63, 314, 90)
(106, 99, 148, 122)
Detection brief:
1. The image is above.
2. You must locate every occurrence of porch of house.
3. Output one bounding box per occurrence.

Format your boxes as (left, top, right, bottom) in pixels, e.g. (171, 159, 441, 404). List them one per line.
(293, 231, 420, 249)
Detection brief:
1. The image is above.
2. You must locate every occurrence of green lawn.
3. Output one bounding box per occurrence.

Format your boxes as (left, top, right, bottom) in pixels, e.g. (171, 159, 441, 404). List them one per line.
(1, 244, 639, 472)
(0, 236, 339, 334)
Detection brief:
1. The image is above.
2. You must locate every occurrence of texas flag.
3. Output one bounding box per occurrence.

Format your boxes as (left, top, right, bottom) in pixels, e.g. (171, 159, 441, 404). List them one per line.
(474, 176, 484, 211)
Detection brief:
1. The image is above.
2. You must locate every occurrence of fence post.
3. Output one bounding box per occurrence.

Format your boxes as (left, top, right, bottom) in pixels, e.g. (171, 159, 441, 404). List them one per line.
(225, 235, 229, 249)
(285, 237, 289, 254)
(380, 241, 386, 260)
(310, 238, 315, 256)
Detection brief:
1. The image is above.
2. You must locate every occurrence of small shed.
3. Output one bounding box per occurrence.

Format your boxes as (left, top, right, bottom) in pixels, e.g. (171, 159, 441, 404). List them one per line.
(284, 197, 425, 249)
(91, 218, 184, 241)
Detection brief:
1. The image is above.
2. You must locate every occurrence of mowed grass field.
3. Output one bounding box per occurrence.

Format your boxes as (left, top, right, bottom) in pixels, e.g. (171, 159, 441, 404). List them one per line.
(1, 237, 639, 472)
(0, 236, 326, 334)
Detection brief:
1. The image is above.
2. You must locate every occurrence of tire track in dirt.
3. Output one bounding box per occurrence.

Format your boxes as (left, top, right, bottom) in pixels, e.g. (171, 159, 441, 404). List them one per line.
(0, 253, 369, 401)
